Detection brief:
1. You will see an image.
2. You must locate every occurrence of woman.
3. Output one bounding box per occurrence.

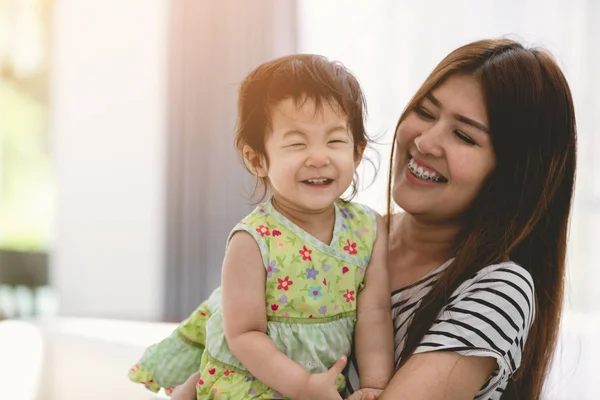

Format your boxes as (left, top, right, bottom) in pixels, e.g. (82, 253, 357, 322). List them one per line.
(174, 38, 576, 400)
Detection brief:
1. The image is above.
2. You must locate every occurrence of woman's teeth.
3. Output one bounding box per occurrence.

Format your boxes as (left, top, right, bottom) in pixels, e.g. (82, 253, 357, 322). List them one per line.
(407, 158, 447, 183)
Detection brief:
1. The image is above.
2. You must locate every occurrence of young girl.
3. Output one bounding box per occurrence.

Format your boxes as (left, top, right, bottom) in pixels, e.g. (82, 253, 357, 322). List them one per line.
(129, 54, 393, 399)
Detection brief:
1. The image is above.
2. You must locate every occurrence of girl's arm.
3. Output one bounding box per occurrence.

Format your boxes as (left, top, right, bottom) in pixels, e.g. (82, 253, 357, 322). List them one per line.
(222, 231, 344, 400)
(354, 213, 394, 390)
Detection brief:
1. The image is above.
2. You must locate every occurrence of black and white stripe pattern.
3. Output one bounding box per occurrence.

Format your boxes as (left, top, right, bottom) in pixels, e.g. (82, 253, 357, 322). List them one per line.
(348, 260, 534, 400)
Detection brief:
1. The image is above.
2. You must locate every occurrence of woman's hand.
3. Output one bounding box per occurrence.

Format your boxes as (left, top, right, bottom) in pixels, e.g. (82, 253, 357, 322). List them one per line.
(345, 387, 383, 400)
(170, 371, 200, 400)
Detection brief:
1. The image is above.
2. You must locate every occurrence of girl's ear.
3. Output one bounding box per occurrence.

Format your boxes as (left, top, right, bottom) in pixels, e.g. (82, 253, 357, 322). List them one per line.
(243, 145, 268, 177)
(354, 143, 366, 167)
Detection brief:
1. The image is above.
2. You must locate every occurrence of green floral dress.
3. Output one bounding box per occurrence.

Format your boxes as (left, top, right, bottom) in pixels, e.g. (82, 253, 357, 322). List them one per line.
(129, 198, 378, 399)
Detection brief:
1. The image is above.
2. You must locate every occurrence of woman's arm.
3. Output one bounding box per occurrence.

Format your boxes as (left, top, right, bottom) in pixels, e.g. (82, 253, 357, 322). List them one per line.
(222, 231, 344, 400)
(379, 351, 496, 400)
(347, 352, 495, 400)
(354, 213, 394, 390)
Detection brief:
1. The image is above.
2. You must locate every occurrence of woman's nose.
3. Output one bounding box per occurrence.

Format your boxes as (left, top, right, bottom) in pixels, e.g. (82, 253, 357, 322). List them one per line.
(415, 124, 445, 157)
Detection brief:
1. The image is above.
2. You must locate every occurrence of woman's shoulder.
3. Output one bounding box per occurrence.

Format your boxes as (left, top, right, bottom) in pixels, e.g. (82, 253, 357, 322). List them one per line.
(466, 261, 534, 295)
(451, 261, 536, 329)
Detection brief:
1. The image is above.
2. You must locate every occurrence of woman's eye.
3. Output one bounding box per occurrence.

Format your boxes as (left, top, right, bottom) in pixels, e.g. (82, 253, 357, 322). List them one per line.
(414, 106, 435, 120)
(453, 130, 477, 145)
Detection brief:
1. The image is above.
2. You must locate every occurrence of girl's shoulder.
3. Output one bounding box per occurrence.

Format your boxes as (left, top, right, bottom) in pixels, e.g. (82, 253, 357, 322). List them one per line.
(336, 199, 379, 224)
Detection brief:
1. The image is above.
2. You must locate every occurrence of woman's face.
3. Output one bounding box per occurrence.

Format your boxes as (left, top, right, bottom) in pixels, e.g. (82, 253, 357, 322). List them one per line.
(393, 74, 496, 222)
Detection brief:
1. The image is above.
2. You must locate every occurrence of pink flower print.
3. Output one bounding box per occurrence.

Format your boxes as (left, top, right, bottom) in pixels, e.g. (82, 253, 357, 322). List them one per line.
(224, 370, 234, 376)
(344, 240, 358, 255)
(281, 312, 290, 318)
(272, 230, 282, 236)
(130, 364, 139, 372)
(323, 278, 327, 286)
(308, 286, 323, 300)
(267, 260, 279, 278)
(342, 266, 350, 274)
(165, 387, 175, 394)
(343, 289, 355, 303)
(277, 276, 293, 291)
(341, 223, 349, 232)
(333, 304, 339, 311)
(196, 377, 204, 386)
(305, 265, 319, 280)
(341, 208, 354, 219)
(271, 304, 279, 311)
(299, 245, 312, 261)
(256, 225, 271, 237)
(308, 315, 314, 319)
(362, 227, 370, 233)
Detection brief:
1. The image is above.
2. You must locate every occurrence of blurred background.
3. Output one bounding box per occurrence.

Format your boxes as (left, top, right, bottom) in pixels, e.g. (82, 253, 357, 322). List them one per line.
(0, 0, 598, 399)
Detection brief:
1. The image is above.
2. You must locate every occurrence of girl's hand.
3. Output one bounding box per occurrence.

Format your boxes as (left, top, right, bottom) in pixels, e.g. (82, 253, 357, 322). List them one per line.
(345, 387, 383, 400)
(170, 371, 200, 400)
(296, 357, 348, 400)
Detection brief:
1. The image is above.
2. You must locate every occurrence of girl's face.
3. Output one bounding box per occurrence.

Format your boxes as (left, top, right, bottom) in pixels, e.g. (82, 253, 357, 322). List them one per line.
(252, 97, 360, 213)
(393, 74, 496, 221)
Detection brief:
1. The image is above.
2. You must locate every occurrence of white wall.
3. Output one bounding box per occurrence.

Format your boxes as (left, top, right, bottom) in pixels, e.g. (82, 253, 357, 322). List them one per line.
(50, 0, 168, 320)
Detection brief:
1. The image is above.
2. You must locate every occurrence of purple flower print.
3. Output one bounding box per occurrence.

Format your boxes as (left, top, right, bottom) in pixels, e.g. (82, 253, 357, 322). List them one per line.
(353, 230, 361, 238)
(279, 295, 288, 303)
(318, 305, 327, 314)
(267, 260, 279, 278)
(323, 264, 331, 272)
(245, 376, 256, 382)
(305, 265, 319, 280)
(340, 208, 354, 219)
(273, 392, 283, 398)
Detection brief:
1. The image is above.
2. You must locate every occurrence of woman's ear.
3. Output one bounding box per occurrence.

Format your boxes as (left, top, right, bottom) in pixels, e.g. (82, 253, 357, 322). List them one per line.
(243, 145, 268, 177)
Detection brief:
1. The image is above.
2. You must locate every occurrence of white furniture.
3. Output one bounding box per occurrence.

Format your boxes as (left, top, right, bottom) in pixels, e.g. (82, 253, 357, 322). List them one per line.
(0, 318, 177, 400)
(0, 313, 598, 399)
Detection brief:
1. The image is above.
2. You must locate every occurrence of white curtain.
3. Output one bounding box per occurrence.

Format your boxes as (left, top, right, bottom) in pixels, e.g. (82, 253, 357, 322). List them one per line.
(164, 0, 298, 320)
(298, 1, 599, 398)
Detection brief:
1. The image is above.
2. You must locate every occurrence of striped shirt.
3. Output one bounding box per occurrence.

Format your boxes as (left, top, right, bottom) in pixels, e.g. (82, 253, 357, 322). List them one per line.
(348, 260, 535, 399)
